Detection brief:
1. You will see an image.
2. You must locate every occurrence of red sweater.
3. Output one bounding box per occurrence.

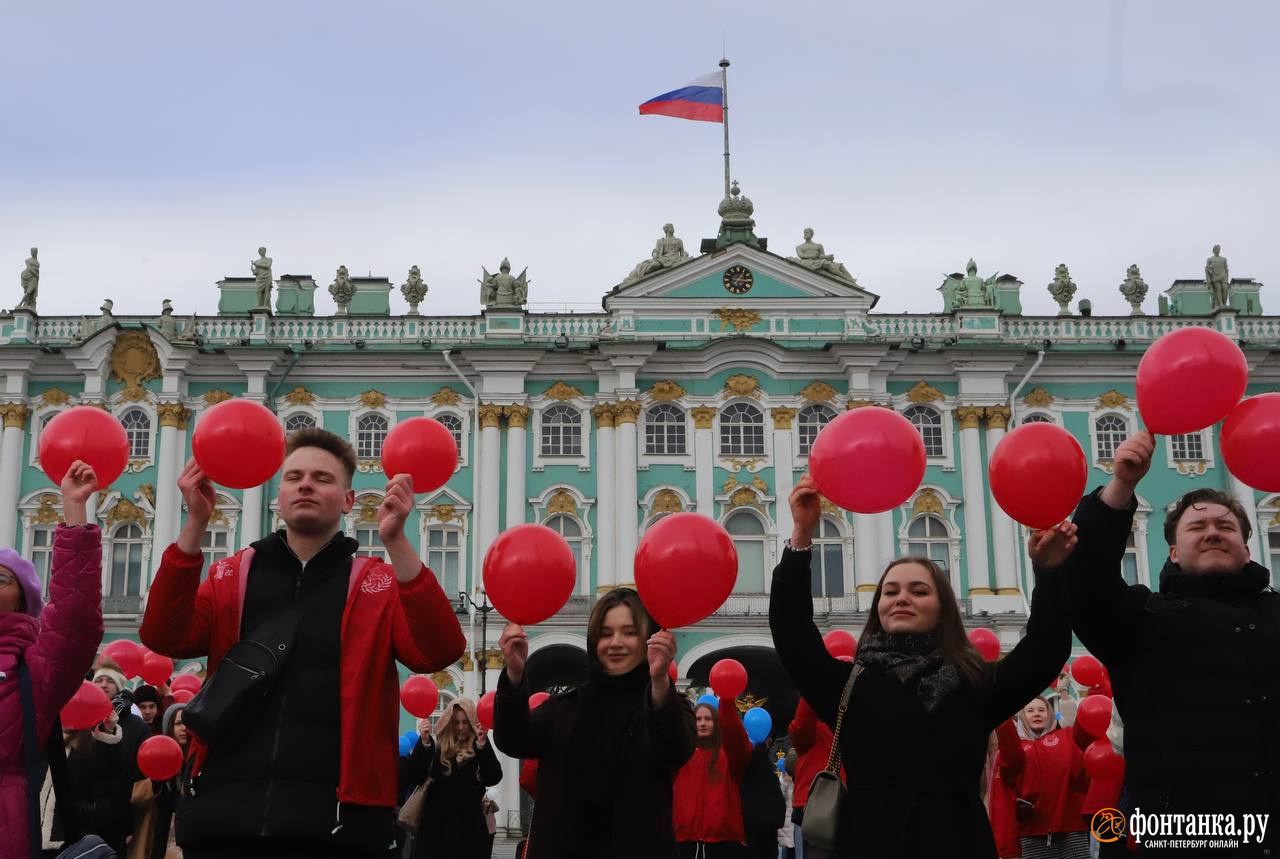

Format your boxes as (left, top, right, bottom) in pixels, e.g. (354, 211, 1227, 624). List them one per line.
(988, 750, 1023, 859)
(788, 697, 845, 808)
(673, 700, 752, 844)
(996, 720, 1090, 839)
(139, 542, 465, 808)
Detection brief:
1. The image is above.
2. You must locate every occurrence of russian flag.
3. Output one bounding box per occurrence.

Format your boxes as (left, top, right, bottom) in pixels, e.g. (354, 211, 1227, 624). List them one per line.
(639, 72, 723, 123)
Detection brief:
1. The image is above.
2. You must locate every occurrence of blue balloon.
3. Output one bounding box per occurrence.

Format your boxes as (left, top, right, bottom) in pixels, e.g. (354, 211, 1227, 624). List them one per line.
(695, 694, 719, 711)
(743, 706, 772, 744)
(398, 734, 414, 757)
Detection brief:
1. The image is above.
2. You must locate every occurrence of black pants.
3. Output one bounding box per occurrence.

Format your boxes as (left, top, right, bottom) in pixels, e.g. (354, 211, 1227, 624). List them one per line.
(678, 841, 747, 858)
(743, 823, 779, 859)
(186, 845, 397, 859)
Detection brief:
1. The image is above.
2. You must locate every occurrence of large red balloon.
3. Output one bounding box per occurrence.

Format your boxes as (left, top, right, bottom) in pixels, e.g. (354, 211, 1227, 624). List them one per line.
(138, 735, 185, 781)
(140, 651, 174, 687)
(1137, 327, 1247, 435)
(1222, 393, 1280, 491)
(1071, 655, 1104, 688)
(382, 417, 459, 494)
(102, 639, 144, 679)
(171, 689, 195, 704)
(39, 406, 129, 489)
(1076, 694, 1113, 739)
(401, 675, 440, 718)
(667, 663, 678, 685)
(1083, 739, 1125, 781)
(989, 423, 1087, 529)
(529, 692, 550, 710)
(709, 658, 748, 700)
(635, 513, 737, 629)
(969, 628, 1001, 661)
(61, 681, 114, 731)
(483, 524, 576, 625)
(809, 407, 926, 514)
(477, 691, 496, 731)
(823, 630, 857, 659)
(169, 674, 202, 695)
(192, 399, 286, 489)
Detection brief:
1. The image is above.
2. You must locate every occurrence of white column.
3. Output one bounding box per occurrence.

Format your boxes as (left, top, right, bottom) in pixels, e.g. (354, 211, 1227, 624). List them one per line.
(503, 405, 528, 531)
(853, 513, 880, 594)
(693, 406, 715, 515)
(771, 408, 797, 559)
(478, 404, 503, 563)
(984, 406, 1021, 594)
(150, 404, 182, 574)
(1231, 473, 1264, 562)
(591, 405, 616, 593)
(875, 511, 896, 568)
(0, 404, 29, 549)
(956, 406, 992, 595)
(242, 485, 264, 545)
(613, 401, 640, 587)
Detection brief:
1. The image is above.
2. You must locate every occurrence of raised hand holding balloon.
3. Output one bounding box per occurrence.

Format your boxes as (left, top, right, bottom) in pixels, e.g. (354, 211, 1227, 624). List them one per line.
(381, 417, 458, 494)
(808, 407, 926, 514)
(989, 425, 1086, 529)
(39, 407, 129, 490)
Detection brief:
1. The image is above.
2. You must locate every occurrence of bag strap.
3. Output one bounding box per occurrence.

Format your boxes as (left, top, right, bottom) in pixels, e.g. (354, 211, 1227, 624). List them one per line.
(823, 664, 862, 775)
(20, 661, 45, 858)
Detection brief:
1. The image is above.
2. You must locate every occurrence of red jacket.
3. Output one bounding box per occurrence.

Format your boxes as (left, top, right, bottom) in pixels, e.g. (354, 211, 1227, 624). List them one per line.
(139, 541, 465, 808)
(996, 720, 1090, 838)
(519, 758, 538, 798)
(788, 697, 845, 808)
(673, 700, 752, 844)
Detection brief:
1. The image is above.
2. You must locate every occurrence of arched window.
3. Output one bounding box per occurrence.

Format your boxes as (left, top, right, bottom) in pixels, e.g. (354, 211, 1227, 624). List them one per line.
(902, 405, 943, 458)
(425, 525, 462, 597)
(120, 409, 151, 458)
(906, 515, 950, 572)
(1095, 414, 1128, 461)
(810, 516, 845, 597)
(544, 514, 584, 579)
(109, 524, 145, 597)
(725, 511, 767, 592)
(1169, 432, 1206, 462)
(356, 413, 389, 459)
(720, 403, 764, 456)
(285, 413, 316, 432)
(541, 405, 582, 456)
(1122, 528, 1140, 586)
(1020, 413, 1054, 425)
(28, 525, 55, 598)
(645, 404, 686, 455)
(437, 414, 464, 455)
(798, 405, 837, 456)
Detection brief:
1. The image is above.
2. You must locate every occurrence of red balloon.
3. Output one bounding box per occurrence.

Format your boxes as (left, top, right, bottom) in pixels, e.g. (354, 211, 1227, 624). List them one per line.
(1083, 739, 1125, 781)
(1137, 327, 1247, 435)
(969, 628, 1001, 661)
(192, 399, 286, 489)
(667, 663, 678, 685)
(989, 423, 1087, 529)
(1077, 694, 1113, 739)
(823, 630, 857, 659)
(61, 681, 114, 731)
(382, 417, 459, 494)
(39, 406, 129, 490)
(169, 674, 202, 695)
(809, 407, 926, 514)
(1071, 655, 1104, 688)
(1222, 394, 1280, 491)
(529, 692, 550, 710)
(477, 691, 496, 731)
(400, 675, 441, 718)
(138, 735, 185, 781)
(171, 689, 195, 704)
(709, 658, 748, 700)
(140, 651, 174, 687)
(102, 639, 143, 679)
(635, 513, 737, 629)
(483, 524, 576, 626)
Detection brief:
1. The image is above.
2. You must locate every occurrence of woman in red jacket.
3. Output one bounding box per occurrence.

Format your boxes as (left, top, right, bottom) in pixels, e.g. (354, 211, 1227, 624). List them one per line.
(996, 696, 1091, 859)
(673, 697, 752, 857)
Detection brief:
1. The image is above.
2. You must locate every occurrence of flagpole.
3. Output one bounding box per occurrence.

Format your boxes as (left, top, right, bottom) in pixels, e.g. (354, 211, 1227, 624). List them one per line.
(720, 57, 731, 198)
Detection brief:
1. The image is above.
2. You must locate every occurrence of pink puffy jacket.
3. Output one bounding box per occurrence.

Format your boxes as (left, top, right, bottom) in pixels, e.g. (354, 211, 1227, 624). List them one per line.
(0, 525, 104, 859)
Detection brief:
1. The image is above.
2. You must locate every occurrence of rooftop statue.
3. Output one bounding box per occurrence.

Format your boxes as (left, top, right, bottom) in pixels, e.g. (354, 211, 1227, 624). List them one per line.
(1119, 264, 1148, 315)
(941, 259, 999, 310)
(17, 247, 38, 311)
(251, 246, 273, 310)
(158, 299, 176, 339)
(329, 265, 356, 311)
(401, 265, 428, 314)
(480, 258, 529, 309)
(788, 228, 855, 283)
(621, 224, 690, 285)
(1206, 244, 1230, 309)
(1047, 263, 1078, 316)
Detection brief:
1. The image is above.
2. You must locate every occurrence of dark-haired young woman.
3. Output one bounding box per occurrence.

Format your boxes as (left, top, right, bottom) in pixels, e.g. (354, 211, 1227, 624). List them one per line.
(493, 588, 697, 859)
(769, 476, 1075, 858)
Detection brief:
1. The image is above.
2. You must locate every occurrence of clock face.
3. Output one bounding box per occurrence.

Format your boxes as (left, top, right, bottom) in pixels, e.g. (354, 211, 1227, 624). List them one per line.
(723, 265, 754, 295)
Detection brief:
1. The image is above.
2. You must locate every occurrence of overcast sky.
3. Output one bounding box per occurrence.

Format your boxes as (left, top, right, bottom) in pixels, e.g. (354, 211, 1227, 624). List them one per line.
(2, 0, 1277, 319)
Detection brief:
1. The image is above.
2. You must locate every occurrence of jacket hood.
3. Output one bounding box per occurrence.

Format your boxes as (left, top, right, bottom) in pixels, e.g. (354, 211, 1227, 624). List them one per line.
(1157, 558, 1271, 600)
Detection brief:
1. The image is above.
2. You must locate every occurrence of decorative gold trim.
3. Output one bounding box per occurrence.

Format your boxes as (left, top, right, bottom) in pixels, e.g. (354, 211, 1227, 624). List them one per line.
(737, 693, 768, 713)
(30, 495, 62, 525)
(478, 403, 504, 429)
(359, 389, 387, 410)
(1023, 387, 1054, 407)
(614, 400, 641, 425)
(208, 507, 229, 527)
(819, 498, 840, 516)
(728, 487, 762, 509)
(995, 588, 1022, 595)
(459, 653, 474, 671)
(770, 407, 797, 430)
(202, 390, 233, 407)
(650, 489, 684, 515)
(721, 457, 767, 473)
(724, 374, 760, 399)
(0, 403, 29, 430)
(1095, 459, 1117, 475)
(906, 381, 946, 404)
(1174, 460, 1209, 477)
(968, 587, 995, 596)
(985, 405, 1012, 430)
(429, 504, 458, 523)
(157, 402, 190, 429)
(691, 406, 716, 429)
(119, 384, 150, 403)
(712, 307, 763, 333)
(484, 649, 505, 670)
(283, 387, 316, 407)
(105, 499, 147, 530)
(954, 406, 985, 431)
(912, 489, 944, 516)
(1097, 390, 1130, 410)
(847, 399, 878, 410)
(750, 476, 768, 493)
(544, 381, 583, 402)
(856, 584, 878, 593)
(356, 459, 385, 474)
(110, 331, 161, 403)
(38, 388, 72, 407)
(546, 490, 578, 516)
(647, 380, 687, 402)
(357, 495, 382, 524)
(431, 671, 454, 691)
(430, 386, 462, 406)
(798, 381, 839, 403)
(591, 403, 617, 429)
(137, 484, 156, 507)
(503, 404, 530, 428)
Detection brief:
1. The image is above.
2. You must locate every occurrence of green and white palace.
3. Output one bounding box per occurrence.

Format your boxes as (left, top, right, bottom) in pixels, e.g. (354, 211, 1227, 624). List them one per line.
(4, 187, 1277, 830)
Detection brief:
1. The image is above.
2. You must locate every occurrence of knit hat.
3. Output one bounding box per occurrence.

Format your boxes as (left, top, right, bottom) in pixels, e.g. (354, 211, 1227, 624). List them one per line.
(133, 685, 161, 706)
(161, 703, 187, 739)
(93, 668, 127, 696)
(0, 548, 42, 618)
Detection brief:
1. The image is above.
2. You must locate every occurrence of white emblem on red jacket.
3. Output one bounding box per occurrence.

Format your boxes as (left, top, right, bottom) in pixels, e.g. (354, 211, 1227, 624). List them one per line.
(1041, 733, 1060, 747)
(360, 567, 394, 595)
(213, 560, 236, 581)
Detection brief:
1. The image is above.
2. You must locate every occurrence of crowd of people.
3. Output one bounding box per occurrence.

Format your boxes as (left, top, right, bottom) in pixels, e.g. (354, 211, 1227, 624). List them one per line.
(4, 425, 1276, 858)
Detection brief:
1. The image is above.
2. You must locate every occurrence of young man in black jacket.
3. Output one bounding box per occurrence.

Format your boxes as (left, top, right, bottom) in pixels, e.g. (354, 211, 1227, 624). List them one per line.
(1065, 430, 1278, 856)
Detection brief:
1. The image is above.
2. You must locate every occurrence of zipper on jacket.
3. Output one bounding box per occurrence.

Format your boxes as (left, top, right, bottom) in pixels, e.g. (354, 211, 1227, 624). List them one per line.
(260, 558, 306, 837)
(331, 795, 344, 835)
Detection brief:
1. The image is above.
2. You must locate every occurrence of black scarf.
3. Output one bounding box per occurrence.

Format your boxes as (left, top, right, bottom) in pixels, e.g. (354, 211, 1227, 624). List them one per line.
(855, 631, 962, 713)
(1158, 558, 1271, 602)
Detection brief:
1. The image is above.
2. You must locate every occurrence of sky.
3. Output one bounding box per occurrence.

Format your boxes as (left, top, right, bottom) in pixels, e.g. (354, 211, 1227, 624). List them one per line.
(2, 0, 1277, 319)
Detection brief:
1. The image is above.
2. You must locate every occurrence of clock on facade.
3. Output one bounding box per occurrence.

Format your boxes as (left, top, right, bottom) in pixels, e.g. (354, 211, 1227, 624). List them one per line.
(723, 265, 753, 295)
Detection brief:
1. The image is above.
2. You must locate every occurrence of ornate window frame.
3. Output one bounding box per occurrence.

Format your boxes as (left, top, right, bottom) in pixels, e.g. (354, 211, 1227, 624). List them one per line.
(529, 484, 595, 595)
(110, 395, 157, 472)
(639, 486, 694, 531)
(280, 404, 322, 434)
(716, 400, 768, 460)
(418, 490, 472, 594)
(350, 404, 396, 473)
(795, 403, 838, 462)
(890, 385, 956, 471)
(29, 391, 76, 468)
(98, 490, 154, 614)
(719, 506, 776, 595)
(18, 490, 62, 598)
(426, 407, 470, 469)
(638, 402, 691, 468)
(1089, 394, 1136, 474)
(1164, 428, 1215, 477)
(896, 486, 963, 594)
(531, 388, 591, 473)
(810, 513, 853, 598)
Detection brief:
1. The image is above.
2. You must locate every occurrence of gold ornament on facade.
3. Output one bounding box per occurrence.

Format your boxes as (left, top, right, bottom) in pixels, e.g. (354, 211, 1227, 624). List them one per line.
(912, 489, 945, 516)
(157, 402, 191, 429)
(770, 407, 797, 430)
(105, 499, 147, 529)
(1095, 460, 1117, 475)
(503, 404, 530, 428)
(728, 487, 762, 509)
(430, 504, 458, 523)
(691, 406, 716, 429)
(846, 398, 878, 411)
(985, 405, 1012, 430)
(906, 381, 946, 404)
(202, 390, 234, 407)
(647, 380, 687, 402)
(546, 490, 578, 516)
(1023, 387, 1054, 407)
(722, 477, 741, 494)
(356, 459, 385, 474)
(819, 497, 840, 516)
(430, 386, 462, 406)
(954, 406, 985, 431)
(650, 489, 684, 515)
(713, 307, 763, 333)
(1097, 390, 1130, 410)
(208, 506, 229, 526)
(283, 387, 316, 407)
(359, 389, 387, 410)
(39, 388, 73, 408)
(477, 403, 504, 429)
(721, 457, 766, 473)
(30, 495, 61, 525)
(750, 476, 768, 493)
(110, 331, 161, 402)
(1174, 461, 1209, 477)
(614, 400, 641, 425)
(591, 403, 617, 428)
(431, 671, 454, 691)
(138, 484, 156, 507)
(459, 652, 475, 671)
(0, 403, 29, 429)
(798, 381, 839, 404)
(737, 693, 768, 713)
(723, 374, 760, 399)
(357, 495, 382, 524)
(543, 381, 583, 402)
(485, 649, 505, 670)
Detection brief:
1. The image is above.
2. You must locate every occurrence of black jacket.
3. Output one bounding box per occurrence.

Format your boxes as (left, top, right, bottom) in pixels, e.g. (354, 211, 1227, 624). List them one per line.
(769, 547, 1070, 858)
(739, 742, 786, 828)
(403, 734, 502, 859)
(493, 667, 696, 859)
(1066, 488, 1280, 856)
(57, 728, 132, 852)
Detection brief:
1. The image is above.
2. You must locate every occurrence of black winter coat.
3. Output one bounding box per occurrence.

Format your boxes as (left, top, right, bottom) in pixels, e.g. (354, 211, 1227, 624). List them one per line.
(403, 735, 502, 859)
(1066, 488, 1280, 856)
(56, 728, 131, 852)
(739, 742, 786, 828)
(769, 547, 1070, 858)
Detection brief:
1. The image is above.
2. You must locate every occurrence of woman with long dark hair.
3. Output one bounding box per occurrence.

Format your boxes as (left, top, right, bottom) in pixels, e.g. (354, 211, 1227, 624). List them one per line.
(672, 697, 752, 857)
(494, 587, 696, 859)
(769, 476, 1075, 857)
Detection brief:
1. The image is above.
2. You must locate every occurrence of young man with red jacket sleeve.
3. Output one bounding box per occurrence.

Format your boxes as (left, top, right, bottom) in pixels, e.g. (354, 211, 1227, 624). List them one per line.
(673, 696, 753, 856)
(140, 429, 465, 859)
